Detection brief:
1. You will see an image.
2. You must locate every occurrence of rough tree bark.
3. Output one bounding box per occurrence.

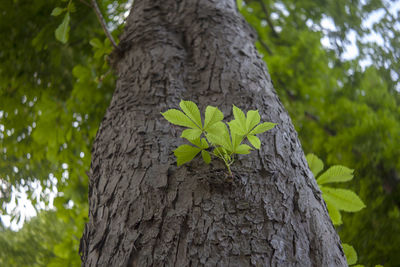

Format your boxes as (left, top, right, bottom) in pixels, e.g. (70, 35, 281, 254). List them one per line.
(80, 0, 347, 266)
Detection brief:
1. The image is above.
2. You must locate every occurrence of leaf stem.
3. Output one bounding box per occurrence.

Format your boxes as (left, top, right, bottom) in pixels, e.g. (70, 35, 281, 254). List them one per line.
(226, 163, 233, 178)
(204, 135, 236, 178)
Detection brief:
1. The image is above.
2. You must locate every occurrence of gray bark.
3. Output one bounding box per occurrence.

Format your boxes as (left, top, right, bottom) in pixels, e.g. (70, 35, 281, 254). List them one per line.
(80, 0, 347, 266)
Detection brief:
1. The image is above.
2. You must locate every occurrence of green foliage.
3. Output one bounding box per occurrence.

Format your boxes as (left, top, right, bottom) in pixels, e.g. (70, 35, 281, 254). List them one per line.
(307, 153, 365, 225)
(0, 0, 398, 265)
(51, 7, 65, 17)
(342, 243, 383, 267)
(306, 153, 381, 267)
(241, 0, 399, 265)
(162, 100, 276, 176)
(55, 12, 70, 44)
(0, 210, 81, 266)
(90, 38, 113, 60)
(342, 243, 358, 265)
(306, 153, 324, 177)
(52, 0, 77, 44)
(236, 0, 243, 11)
(317, 165, 354, 185)
(0, 0, 127, 264)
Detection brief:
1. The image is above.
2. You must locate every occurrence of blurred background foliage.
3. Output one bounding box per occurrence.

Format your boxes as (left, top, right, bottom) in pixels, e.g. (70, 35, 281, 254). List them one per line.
(240, 1, 400, 265)
(0, 0, 399, 266)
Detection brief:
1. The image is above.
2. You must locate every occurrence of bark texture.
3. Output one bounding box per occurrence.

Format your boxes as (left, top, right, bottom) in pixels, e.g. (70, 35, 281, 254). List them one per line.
(80, 0, 347, 266)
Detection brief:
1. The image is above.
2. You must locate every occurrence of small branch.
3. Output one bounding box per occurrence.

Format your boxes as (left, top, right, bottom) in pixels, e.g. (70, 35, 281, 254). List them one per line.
(91, 0, 120, 51)
(258, 37, 273, 55)
(277, 78, 296, 100)
(257, 0, 279, 38)
(98, 69, 112, 83)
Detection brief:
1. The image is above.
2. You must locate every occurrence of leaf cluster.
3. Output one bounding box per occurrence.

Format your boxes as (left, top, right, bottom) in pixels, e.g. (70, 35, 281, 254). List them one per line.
(162, 100, 276, 175)
(307, 153, 365, 226)
(306, 153, 370, 266)
(51, 0, 77, 44)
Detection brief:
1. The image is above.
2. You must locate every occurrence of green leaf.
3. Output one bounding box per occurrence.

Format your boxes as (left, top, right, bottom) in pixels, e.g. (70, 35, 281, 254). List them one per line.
(206, 123, 232, 151)
(317, 165, 354, 185)
(220, 123, 233, 151)
(68, 2, 76, 12)
(228, 119, 247, 136)
(72, 64, 91, 80)
(54, 242, 69, 258)
(94, 49, 105, 59)
(232, 105, 246, 127)
(246, 110, 260, 131)
(325, 198, 342, 225)
(342, 243, 357, 265)
(206, 133, 223, 147)
(181, 128, 202, 140)
(204, 105, 224, 130)
(306, 153, 324, 177)
(187, 137, 208, 149)
(247, 135, 261, 149)
(55, 12, 70, 44)
(161, 109, 199, 129)
(51, 7, 64, 16)
(207, 133, 231, 151)
(206, 121, 226, 135)
(321, 186, 366, 212)
(249, 122, 276, 135)
(230, 106, 275, 139)
(235, 144, 252, 154)
(201, 150, 211, 164)
(231, 133, 243, 151)
(237, 0, 243, 10)
(89, 38, 102, 48)
(200, 138, 209, 149)
(179, 100, 202, 128)
(174, 145, 201, 166)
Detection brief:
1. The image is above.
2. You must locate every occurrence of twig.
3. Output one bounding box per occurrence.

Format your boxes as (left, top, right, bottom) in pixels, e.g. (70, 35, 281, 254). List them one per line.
(258, 37, 273, 55)
(98, 69, 112, 83)
(91, 0, 120, 51)
(257, 0, 279, 38)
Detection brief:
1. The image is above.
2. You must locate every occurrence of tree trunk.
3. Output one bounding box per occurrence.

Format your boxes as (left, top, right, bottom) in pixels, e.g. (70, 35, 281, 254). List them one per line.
(80, 0, 347, 266)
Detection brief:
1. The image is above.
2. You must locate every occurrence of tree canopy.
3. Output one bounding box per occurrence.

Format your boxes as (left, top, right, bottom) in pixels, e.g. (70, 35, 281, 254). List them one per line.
(0, 0, 399, 265)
